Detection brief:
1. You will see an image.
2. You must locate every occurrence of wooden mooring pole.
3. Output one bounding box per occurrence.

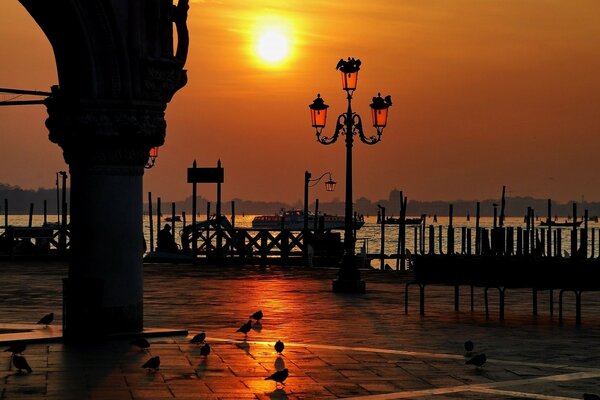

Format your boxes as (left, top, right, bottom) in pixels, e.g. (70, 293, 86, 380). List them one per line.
(314, 199, 319, 231)
(447, 204, 454, 255)
(3, 199, 7, 228)
(571, 203, 577, 257)
(148, 192, 154, 252)
(171, 202, 176, 234)
(231, 201, 236, 228)
(475, 202, 481, 255)
(547, 199, 552, 257)
(379, 205, 385, 269)
(428, 225, 435, 255)
(216, 159, 223, 262)
(156, 197, 162, 251)
(28, 203, 34, 227)
(192, 160, 197, 258)
(395, 192, 403, 270)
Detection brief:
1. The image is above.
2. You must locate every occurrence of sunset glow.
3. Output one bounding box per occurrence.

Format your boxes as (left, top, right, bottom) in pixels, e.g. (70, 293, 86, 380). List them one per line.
(2, 2, 600, 204)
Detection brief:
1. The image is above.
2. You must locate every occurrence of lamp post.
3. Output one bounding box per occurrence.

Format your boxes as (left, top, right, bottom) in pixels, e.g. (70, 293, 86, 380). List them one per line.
(145, 146, 159, 169)
(304, 171, 336, 231)
(309, 57, 392, 293)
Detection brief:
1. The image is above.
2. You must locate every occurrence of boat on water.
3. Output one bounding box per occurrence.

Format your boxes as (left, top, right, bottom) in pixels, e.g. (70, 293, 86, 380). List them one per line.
(539, 220, 583, 227)
(378, 217, 424, 225)
(251, 210, 364, 230)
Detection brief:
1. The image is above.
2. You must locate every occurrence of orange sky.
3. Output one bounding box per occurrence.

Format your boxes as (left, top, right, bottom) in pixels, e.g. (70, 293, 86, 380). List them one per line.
(1, 1, 600, 204)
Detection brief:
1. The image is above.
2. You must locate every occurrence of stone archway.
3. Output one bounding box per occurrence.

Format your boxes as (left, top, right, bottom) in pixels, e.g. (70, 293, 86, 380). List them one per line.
(18, 0, 189, 338)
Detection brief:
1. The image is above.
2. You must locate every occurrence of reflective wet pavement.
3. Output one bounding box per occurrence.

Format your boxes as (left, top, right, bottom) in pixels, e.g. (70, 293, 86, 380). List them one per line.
(1, 262, 600, 399)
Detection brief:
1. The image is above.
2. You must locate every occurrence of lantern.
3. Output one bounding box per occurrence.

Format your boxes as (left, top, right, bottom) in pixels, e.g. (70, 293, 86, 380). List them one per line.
(369, 93, 392, 129)
(336, 57, 362, 91)
(309, 94, 329, 130)
(325, 177, 336, 192)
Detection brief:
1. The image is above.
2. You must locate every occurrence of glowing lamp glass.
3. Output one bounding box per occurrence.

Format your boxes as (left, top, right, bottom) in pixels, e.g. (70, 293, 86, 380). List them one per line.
(325, 179, 336, 192)
(311, 108, 328, 128)
(371, 107, 389, 128)
(309, 95, 329, 129)
(341, 71, 359, 91)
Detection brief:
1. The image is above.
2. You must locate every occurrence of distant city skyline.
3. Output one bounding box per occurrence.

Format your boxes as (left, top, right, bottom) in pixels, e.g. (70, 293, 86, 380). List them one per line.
(2, 2, 600, 203)
(2, 182, 599, 218)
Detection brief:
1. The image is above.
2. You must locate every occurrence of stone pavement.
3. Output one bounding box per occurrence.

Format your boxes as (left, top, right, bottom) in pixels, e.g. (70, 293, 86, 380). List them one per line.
(1, 262, 600, 399)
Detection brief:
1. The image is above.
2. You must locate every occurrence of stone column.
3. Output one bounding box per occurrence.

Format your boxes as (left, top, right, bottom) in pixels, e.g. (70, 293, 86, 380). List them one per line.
(19, 0, 189, 338)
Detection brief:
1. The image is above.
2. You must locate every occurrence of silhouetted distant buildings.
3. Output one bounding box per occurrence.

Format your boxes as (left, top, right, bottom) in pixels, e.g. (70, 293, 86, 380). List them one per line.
(2, 182, 599, 218)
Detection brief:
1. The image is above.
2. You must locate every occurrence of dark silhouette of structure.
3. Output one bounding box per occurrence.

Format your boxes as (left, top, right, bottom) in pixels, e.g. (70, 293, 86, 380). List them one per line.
(309, 58, 392, 292)
(18, 0, 189, 338)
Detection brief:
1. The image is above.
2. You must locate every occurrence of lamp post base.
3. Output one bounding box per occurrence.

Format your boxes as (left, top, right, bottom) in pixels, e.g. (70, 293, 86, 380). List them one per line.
(332, 278, 366, 293)
(332, 254, 366, 293)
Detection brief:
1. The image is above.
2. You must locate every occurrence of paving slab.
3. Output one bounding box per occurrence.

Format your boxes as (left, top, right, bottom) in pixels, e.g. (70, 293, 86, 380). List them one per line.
(1, 262, 600, 399)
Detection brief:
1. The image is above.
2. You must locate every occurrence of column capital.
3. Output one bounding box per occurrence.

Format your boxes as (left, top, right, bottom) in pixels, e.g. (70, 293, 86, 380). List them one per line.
(45, 91, 168, 167)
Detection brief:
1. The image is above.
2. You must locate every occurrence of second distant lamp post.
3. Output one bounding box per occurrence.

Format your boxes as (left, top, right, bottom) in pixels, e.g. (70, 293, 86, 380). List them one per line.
(309, 57, 392, 293)
(303, 171, 336, 230)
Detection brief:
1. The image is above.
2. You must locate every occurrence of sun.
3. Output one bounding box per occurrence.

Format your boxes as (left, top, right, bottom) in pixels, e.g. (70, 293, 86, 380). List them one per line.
(250, 15, 294, 68)
(256, 29, 290, 63)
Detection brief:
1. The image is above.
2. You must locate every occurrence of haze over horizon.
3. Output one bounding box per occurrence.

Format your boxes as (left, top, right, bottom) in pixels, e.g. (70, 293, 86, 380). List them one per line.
(2, 1, 600, 204)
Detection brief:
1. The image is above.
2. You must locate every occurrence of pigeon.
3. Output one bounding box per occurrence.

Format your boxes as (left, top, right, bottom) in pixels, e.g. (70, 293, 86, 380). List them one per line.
(142, 356, 160, 371)
(200, 343, 211, 357)
(12, 355, 32, 373)
(265, 368, 288, 387)
(250, 310, 263, 321)
(4, 343, 26, 355)
(584, 394, 600, 400)
(274, 340, 284, 354)
(236, 320, 252, 336)
(190, 332, 206, 345)
(464, 340, 474, 353)
(37, 312, 54, 325)
(466, 353, 487, 367)
(131, 338, 150, 351)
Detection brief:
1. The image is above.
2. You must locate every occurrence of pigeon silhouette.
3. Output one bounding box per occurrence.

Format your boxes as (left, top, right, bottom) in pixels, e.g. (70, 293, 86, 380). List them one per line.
(584, 394, 600, 400)
(131, 338, 150, 351)
(466, 353, 487, 367)
(142, 356, 160, 371)
(37, 313, 54, 325)
(13, 355, 32, 373)
(250, 310, 263, 321)
(464, 340, 474, 353)
(236, 320, 252, 336)
(274, 340, 284, 354)
(265, 368, 288, 387)
(190, 332, 206, 345)
(200, 343, 211, 357)
(4, 344, 26, 355)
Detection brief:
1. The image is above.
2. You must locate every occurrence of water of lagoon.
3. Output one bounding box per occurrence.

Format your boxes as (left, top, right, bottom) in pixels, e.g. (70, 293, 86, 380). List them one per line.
(3, 214, 599, 269)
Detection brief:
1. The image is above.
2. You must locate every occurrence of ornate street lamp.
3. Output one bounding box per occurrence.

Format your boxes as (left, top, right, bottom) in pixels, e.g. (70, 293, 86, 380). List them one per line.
(303, 171, 336, 231)
(308, 57, 392, 293)
(145, 146, 159, 169)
